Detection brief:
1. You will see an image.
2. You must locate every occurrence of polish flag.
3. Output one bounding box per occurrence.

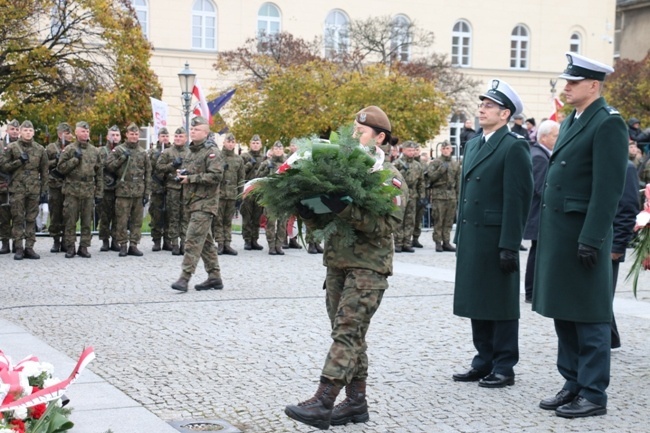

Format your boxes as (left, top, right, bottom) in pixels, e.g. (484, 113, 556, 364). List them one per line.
(192, 80, 211, 124)
(549, 96, 564, 122)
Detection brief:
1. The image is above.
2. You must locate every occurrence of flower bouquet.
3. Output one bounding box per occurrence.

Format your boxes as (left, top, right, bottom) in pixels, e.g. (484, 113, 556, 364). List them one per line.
(627, 184, 650, 297)
(245, 124, 400, 245)
(1, 347, 95, 433)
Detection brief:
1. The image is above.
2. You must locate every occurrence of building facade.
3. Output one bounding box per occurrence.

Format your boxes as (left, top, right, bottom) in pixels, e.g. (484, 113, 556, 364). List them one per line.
(615, 0, 650, 61)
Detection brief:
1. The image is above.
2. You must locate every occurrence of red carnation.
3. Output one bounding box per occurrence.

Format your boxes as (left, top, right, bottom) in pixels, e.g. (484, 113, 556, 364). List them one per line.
(10, 419, 26, 433)
(29, 403, 47, 419)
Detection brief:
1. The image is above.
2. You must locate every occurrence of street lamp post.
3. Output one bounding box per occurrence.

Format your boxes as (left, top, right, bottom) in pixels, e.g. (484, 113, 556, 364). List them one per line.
(178, 62, 196, 144)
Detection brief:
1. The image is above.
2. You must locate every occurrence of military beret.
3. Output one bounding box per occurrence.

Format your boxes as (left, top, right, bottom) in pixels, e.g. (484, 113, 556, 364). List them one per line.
(175, 126, 187, 134)
(158, 127, 169, 135)
(272, 140, 283, 148)
(8, 119, 20, 128)
(20, 120, 34, 129)
(76, 121, 90, 130)
(191, 116, 208, 126)
(355, 106, 391, 133)
(108, 125, 120, 132)
(560, 52, 614, 81)
(224, 132, 236, 142)
(126, 122, 139, 132)
(401, 140, 419, 149)
(57, 122, 71, 133)
(479, 79, 523, 116)
(250, 134, 261, 142)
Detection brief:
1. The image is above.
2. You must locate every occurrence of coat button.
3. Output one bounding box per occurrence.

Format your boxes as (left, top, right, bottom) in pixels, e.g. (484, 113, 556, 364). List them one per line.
(466, 178, 470, 182)
(545, 183, 548, 187)
(542, 204, 546, 208)
(463, 199, 467, 203)
(476, 176, 481, 181)
(561, 161, 567, 166)
(551, 161, 555, 164)
(462, 219, 467, 224)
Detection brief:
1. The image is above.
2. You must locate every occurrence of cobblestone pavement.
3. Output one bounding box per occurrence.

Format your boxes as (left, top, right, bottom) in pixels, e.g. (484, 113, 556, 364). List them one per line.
(2, 228, 650, 433)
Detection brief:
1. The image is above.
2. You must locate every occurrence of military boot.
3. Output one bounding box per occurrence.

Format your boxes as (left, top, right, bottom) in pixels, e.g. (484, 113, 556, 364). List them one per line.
(223, 243, 238, 255)
(268, 243, 278, 255)
(152, 238, 161, 252)
(23, 247, 40, 259)
(77, 246, 91, 258)
(118, 243, 128, 257)
(244, 241, 252, 250)
(288, 237, 303, 249)
(282, 238, 290, 248)
(0, 239, 10, 254)
(11, 241, 16, 253)
(162, 240, 173, 251)
(315, 243, 324, 254)
(275, 245, 285, 255)
(179, 242, 185, 255)
(284, 377, 341, 430)
(308, 243, 318, 254)
(251, 239, 264, 250)
(402, 244, 415, 253)
(331, 380, 369, 426)
(195, 276, 224, 291)
(13, 243, 24, 261)
(217, 243, 224, 255)
(394, 245, 402, 253)
(100, 239, 110, 252)
(65, 243, 76, 258)
(412, 237, 423, 248)
(128, 244, 143, 256)
(171, 276, 189, 292)
(110, 239, 121, 252)
(171, 244, 181, 256)
(442, 241, 456, 252)
(435, 242, 443, 252)
(50, 237, 61, 253)
(60, 243, 67, 253)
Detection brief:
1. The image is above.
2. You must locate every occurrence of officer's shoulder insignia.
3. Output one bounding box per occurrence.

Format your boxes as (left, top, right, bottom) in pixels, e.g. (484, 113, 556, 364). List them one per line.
(508, 131, 524, 139)
(605, 105, 620, 115)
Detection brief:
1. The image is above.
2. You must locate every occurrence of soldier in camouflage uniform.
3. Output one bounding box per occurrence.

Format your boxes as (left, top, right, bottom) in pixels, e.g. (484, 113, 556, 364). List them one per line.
(256, 141, 288, 255)
(56, 121, 103, 258)
(98, 125, 122, 252)
(106, 123, 151, 257)
(155, 127, 189, 255)
(0, 119, 20, 254)
(1, 121, 48, 260)
(285, 106, 408, 430)
(171, 117, 224, 292)
(149, 127, 171, 251)
(213, 132, 244, 255)
(411, 151, 431, 248)
(285, 139, 303, 250)
(240, 134, 266, 250)
(392, 140, 425, 253)
(45, 122, 73, 253)
(426, 140, 460, 252)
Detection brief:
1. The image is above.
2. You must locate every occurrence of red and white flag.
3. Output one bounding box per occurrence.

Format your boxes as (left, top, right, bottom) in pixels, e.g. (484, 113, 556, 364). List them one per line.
(549, 96, 564, 122)
(192, 80, 211, 124)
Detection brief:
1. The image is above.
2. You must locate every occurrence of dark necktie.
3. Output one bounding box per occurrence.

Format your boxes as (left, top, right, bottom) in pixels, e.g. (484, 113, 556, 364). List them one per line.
(479, 136, 486, 148)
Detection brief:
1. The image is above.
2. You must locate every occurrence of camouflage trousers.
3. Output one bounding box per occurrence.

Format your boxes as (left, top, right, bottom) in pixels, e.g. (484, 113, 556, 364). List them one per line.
(166, 188, 186, 246)
(0, 191, 11, 240)
(322, 267, 387, 386)
(240, 196, 263, 242)
(394, 196, 417, 247)
(10, 193, 39, 248)
(412, 201, 426, 240)
(431, 199, 456, 244)
(149, 192, 167, 242)
(212, 198, 236, 243)
(264, 212, 287, 250)
(63, 195, 94, 248)
(115, 196, 143, 245)
(48, 187, 65, 237)
(181, 210, 221, 279)
(98, 190, 117, 241)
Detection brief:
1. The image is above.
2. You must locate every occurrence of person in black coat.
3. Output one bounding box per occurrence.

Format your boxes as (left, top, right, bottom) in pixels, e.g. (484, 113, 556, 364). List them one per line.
(628, 117, 650, 153)
(523, 120, 559, 302)
(511, 114, 530, 142)
(459, 119, 477, 156)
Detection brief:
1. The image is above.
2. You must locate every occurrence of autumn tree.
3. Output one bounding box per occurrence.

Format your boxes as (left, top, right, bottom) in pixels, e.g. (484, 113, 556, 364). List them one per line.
(0, 0, 161, 141)
(604, 52, 650, 126)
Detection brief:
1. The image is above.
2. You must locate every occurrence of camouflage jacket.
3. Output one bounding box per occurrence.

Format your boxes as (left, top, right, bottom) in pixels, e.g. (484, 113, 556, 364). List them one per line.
(219, 148, 245, 199)
(57, 140, 103, 199)
(0, 143, 8, 192)
(255, 154, 285, 178)
(105, 141, 151, 198)
(1, 138, 48, 195)
(426, 155, 460, 200)
(393, 155, 425, 200)
(181, 138, 223, 215)
(46, 140, 68, 189)
(241, 150, 266, 181)
(156, 145, 190, 191)
(98, 143, 119, 191)
(149, 142, 171, 194)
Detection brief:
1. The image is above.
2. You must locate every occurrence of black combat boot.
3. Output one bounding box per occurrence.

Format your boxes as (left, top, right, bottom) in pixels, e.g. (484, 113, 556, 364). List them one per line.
(24, 247, 41, 259)
(118, 243, 128, 257)
(0, 239, 10, 254)
(402, 244, 415, 253)
(275, 246, 285, 255)
(100, 239, 110, 252)
(77, 246, 91, 258)
(285, 377, 341, 430)
(50, 237, 61, 253)
(244, 241, 252, 250)
(412, 237, 423, 248)
(394, 245, 402, 253)
(65, 244, 76, 258)
(268, 244, 278, 255)
(435, 242, 443, 252)
(110, 239, 120, 252)
(251, 239, 264, 250)
(442, 241, 456, 252)
(152, 238, 161, 252)
(171, 277, 189, 292)
(179, 242, 185, 255)
(331, 380, 369, 426)
(13, 246, 24, 261)
(60, 243, 67, 253)
(282, 238, 289, 248)
(308, 243, 318, 254)
(315, 243, 324, 254)
(195, 277, 224, 291)
(289, 237, 303, 249)
(171, 244, 181, 256)
(162, 240, 172, 251)
(128, 244, 143, 256)
(223, 243, 238, 255)
(217, 243, 224, 255)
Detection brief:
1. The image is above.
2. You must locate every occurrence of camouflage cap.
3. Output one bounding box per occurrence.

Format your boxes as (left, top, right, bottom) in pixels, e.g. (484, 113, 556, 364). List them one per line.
(401, 140, 419, 149)
(57, 122, 71, 133)
(251, 134, 261, 142)
(440, 140, 452, 148)
(191, 116, 208, 127)
(76, 121, 90, 130)
(108, 125, 120, 132)
(158, 127, 169, 135)
(272, 140, 283, 148)
(175, 126, 187, 134)
(356, 106, 391, 133)
(8, 119, 20, 128)
(126, 122, 139, 132)
(224, 132, 236, 142)
(20, 120, 34, 129)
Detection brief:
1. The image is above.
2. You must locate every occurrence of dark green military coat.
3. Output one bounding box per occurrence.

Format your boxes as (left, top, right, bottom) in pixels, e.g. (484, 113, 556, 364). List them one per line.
(453, 125, 533, 320)
(532, 97, 628, 323)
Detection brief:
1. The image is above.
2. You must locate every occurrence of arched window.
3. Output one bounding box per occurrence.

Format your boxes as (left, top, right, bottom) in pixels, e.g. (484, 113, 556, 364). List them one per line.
(510, 25, 529, 70)
(258, 3, 281, 37)
(324, 10, 349, 58)
(192, 0, 217, 50)
(391, 15, 411, 62)
(134, 0, 149, 39)
(451, 20, 472, 67)
(569, 32, 581, 54)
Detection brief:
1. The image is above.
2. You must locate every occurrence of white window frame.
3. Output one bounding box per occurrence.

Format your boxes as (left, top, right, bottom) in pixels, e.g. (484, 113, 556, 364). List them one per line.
(192, 0, 217, 51)
(133, 0, 149, 39)
(451, 20, 472, 67)
(324, 9, 349, 58)
(391, 15, 411, 62)
(257, 2, 281, 37)
(510, 25, 530, 70)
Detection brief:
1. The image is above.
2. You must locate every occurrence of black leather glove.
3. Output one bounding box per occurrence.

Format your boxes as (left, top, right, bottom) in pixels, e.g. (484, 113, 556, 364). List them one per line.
(235, 198, 242, 210)
(250, 156, 257, 164)
(172, 157, 183, 168)
(142, 196, 149, 206)
(40, 193, 48, 204)
(74, 148, 83, 160)
(321, 193, 350, 214)
(122, 149, 131, 158)
(296, 202, 316, 219)
(577, 243, 598, 270)
(499, 249, 519, 274)
(94, 197, 102, 205)
(19, 152, 29, 164)
(223, 163, 229, 170)
(55, 152, 61, 160)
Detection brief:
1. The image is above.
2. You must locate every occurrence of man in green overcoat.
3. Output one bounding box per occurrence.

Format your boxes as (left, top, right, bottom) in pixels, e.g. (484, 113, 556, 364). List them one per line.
(533, 53, 628, 418)
(452, 80, 533, 388)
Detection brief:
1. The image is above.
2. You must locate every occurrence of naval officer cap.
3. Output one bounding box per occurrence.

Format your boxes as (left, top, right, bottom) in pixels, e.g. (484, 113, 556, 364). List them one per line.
(479, 79, 523, 117)
(559, 52, 614, 81)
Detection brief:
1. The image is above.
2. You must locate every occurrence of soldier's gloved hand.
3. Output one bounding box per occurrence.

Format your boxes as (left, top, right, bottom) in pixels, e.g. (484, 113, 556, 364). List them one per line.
(499, 249, 519, 274)
(223, 163, 229, 170)
(577, 243, 598, 270)
(172, 157, 183, 168)
(74, 148, 83, 160)
(235, 198, 242, 210)
(122, 149, 131, 158)
(19, 152, 29, 164)
(321, 193, 350, 214)
(40, 193, 48, 204)
(296, 202, 315, 220)
(142, 196, 149, 206)
(250, 157, 256, 164)
(94, 197, 102, 205)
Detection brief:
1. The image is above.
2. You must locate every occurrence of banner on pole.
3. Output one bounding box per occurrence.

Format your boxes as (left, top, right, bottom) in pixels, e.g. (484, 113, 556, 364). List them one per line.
(150, 97, 169, 138)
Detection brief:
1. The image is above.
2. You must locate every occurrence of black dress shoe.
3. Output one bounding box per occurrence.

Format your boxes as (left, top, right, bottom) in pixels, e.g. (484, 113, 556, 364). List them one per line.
(478, 373, 514, 388)
(452, 368, 489, 382)
(539, 389, 577, 410)
(555, 396, 606, 418)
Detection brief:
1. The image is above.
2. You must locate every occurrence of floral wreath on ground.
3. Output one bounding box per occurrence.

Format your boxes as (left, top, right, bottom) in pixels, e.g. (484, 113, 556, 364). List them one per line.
(628, 184, 650, 297)
(0, 348, 95, 433)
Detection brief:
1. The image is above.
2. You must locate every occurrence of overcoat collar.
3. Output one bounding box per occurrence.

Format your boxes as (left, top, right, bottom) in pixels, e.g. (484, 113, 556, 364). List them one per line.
(552, 97, 606, 156)
(463, 124, 509, 175)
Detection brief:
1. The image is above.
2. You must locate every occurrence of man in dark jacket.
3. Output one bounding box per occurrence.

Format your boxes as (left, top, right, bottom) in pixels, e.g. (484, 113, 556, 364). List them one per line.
(459, 119, 477, 156)
(627, 117, 650, 153)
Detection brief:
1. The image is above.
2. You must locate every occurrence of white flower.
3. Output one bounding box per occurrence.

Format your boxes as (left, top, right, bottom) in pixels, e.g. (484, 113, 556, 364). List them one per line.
(43, 377, 61, 388)
(13, 406, 28, 420)
(0, 429, 18, 433)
